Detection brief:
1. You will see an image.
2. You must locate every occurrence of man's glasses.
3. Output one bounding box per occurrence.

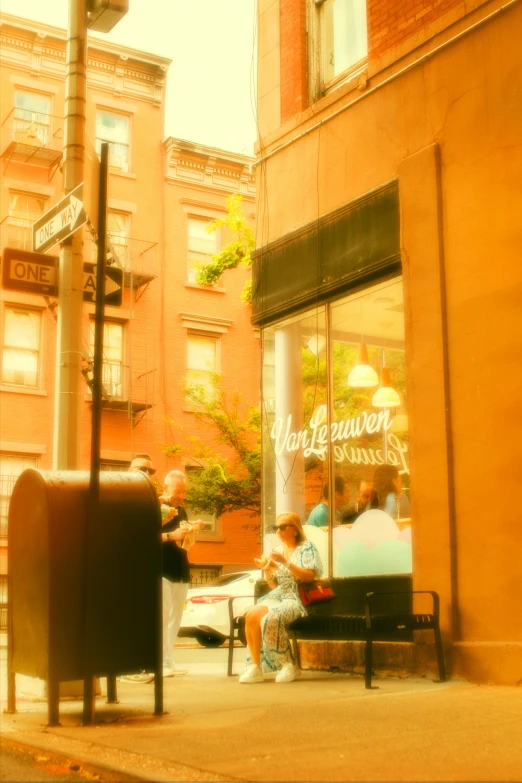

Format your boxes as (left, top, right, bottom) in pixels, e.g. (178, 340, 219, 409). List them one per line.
(137, 466, 156, 476)
(276, 523, 294, 532)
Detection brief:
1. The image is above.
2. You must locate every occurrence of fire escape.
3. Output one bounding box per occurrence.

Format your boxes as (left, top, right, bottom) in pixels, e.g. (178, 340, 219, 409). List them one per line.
(81, 234, 158, 428)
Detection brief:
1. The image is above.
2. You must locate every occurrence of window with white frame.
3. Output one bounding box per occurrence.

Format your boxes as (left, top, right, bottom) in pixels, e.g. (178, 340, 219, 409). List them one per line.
(1, 306, 42, 388)
(7, 191, 47, 251)
(95, 110, 130, 172)
(187, 216, 219, 284)
(314, 0, 367, 91)
(185, 465, 219, 535)
(14, 90, 51, 146)
(108, 210, 130, 270)
(89, 320, 125, 399)
(0, 454, 38, 539)
(186, 332, 220, 404)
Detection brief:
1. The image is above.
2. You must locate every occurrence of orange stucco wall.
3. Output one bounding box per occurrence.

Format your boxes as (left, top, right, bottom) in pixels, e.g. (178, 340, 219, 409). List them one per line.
(256, 0, 522, 683)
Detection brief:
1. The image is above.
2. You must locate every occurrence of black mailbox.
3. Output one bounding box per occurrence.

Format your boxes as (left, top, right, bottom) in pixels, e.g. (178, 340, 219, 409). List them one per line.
(7, 469, 162, 723)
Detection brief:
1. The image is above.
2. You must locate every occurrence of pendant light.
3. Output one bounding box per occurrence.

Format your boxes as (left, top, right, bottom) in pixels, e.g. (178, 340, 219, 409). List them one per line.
(372, 366, 401, 408)
(307, 334, 326, 356)
(347, 301, 378, 387)
(347, 342, 379, 387)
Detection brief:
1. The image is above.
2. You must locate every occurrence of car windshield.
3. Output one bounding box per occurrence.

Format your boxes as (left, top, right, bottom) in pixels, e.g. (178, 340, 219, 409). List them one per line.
(203, 573, 251, 588)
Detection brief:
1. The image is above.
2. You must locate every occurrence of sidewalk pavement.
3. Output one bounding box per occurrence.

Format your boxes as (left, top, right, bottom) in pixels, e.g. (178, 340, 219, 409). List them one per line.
(1, 644, 522, 782)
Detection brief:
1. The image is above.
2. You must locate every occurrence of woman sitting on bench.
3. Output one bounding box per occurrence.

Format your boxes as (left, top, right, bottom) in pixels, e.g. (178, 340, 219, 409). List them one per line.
(239, 512, 323, 684)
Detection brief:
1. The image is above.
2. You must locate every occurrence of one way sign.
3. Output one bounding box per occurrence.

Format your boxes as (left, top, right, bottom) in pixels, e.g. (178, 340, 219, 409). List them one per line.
(1, 248, 123, 306)
(33, 184, 87, 253)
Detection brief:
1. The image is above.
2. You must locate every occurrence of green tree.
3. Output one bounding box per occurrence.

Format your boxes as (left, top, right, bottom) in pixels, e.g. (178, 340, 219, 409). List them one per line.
(163, 377, 261, 517)
(194, 193, 254, 302)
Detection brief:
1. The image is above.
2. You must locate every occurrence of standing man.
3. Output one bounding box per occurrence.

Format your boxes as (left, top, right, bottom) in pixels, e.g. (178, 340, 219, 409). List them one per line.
(160, 470, 204, 677)
(128, 453, 156, 478)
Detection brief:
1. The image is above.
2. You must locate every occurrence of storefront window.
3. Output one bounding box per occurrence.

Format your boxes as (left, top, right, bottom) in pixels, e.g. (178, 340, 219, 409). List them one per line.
(262, 308, 330, 570)
(261, 278, 411, 578)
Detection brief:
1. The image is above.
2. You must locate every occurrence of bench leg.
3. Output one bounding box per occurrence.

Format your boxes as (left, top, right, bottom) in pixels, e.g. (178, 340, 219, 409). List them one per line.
(433, 623, 446, 682)
(364, 636, 374, 689)
(290, 631, 301, 669)
(227, 629, 235, 676)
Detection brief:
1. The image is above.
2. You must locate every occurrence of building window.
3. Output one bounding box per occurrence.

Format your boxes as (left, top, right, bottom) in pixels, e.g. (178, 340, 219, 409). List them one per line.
(89, 320, 125, 399)
(314, 0, 367, 92)
(261, 277, 411, 578)
(187, 216, 219, 284)
(108, 210, 130, 270)
(7, 192, 47, 251)
(185, 466, 220, 536)
(186, 333, 220, 404)
(101, 460, 131, 471)
(1, 307, 42, 388)
(0, 454, 37, 539)
(14, 90, 51, 146)
(95, 110, 130, 172)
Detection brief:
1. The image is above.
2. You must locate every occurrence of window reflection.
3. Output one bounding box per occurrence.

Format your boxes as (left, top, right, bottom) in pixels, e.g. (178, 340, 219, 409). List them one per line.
(261, 278, 411, 578)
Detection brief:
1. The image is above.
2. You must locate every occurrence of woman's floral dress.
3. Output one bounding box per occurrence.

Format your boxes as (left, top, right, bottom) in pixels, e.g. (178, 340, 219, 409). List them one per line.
(249, 539, 323, 673)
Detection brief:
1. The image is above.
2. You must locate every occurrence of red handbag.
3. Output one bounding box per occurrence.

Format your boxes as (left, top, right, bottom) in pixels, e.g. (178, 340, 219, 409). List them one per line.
(298, 579, 335, 606)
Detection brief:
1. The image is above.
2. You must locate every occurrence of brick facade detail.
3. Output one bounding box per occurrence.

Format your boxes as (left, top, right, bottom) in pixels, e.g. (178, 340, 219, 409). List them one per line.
(280, 0, 308, 122)
(368, 0, 465, 61)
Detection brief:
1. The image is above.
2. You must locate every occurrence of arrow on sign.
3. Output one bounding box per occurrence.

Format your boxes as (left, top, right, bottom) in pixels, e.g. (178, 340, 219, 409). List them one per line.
(33, 184, 88, 253)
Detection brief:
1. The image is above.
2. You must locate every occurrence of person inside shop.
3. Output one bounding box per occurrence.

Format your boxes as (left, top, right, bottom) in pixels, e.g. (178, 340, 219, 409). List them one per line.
(240, 511, 323, 684)
(307, 475, 350, 528)
(341, 480, 377, 524)
(373, 464, 410, 520)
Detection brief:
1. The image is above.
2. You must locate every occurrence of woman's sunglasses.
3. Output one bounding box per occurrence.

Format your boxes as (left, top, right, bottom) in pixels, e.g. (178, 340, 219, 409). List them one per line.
(276, 523, 295, 532)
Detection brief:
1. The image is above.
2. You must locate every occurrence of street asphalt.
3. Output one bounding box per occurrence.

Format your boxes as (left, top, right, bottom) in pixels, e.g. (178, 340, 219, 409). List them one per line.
(1, 643, 521, 782)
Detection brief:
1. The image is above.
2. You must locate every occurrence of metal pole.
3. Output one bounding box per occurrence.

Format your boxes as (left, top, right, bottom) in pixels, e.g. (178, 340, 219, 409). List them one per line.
(83, 142, 108, 726)
(53, 0, 87, 470)
(89, 142, 108, 483)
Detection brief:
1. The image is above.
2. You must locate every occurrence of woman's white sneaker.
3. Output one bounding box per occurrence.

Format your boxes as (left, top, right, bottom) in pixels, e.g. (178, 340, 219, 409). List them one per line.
(239, 665, 264, 684)
(275, 662, 300, 683)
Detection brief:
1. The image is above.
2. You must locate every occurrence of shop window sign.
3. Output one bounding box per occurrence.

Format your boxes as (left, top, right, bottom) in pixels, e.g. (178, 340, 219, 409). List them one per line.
(261, 277, 411, 578)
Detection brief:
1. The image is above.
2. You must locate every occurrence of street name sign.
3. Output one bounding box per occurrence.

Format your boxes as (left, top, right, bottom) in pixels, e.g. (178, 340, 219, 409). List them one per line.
(33, 184, 87, 253)
(2, 248, 123, 306)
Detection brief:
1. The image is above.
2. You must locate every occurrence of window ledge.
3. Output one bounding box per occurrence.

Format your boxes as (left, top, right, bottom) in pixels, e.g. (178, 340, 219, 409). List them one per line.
(0, 385, 47, 396)
(196, 535, 225, 543)
(185, 282, 226, 294)
(110, 170, 137, 180)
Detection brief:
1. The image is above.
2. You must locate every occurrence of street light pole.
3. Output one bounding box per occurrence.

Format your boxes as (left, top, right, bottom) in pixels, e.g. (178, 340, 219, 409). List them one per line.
(53, 0, 87, 470)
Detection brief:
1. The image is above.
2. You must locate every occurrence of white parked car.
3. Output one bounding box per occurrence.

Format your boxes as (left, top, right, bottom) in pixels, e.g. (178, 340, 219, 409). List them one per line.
(180, 569, 262, 647)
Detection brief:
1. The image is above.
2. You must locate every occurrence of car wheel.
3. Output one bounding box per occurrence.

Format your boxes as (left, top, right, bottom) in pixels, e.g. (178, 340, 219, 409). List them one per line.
(195, 632, 226, 648)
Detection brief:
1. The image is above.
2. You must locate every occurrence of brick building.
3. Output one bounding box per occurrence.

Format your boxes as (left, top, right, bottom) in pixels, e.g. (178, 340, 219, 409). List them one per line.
(254, 0, 521, 684)
(0, 13, 259, 589)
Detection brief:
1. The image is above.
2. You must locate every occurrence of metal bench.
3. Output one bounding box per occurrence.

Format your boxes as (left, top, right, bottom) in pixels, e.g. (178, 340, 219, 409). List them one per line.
(228, 577, 446, 687)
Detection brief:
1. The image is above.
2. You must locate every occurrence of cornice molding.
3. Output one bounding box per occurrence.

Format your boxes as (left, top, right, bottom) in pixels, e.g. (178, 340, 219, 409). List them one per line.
(0, 14, 170, 106)
(165, 138, 255, 196)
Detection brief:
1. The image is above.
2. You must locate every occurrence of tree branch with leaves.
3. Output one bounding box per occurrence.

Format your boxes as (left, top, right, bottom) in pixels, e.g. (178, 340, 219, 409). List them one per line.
(194, 193, 254, 303)
(163, 376, 261, 518)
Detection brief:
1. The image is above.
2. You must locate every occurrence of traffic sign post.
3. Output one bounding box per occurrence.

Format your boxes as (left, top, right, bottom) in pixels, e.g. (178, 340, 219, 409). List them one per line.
(1, 248, 123, 306)
(33, 183, 87, 254)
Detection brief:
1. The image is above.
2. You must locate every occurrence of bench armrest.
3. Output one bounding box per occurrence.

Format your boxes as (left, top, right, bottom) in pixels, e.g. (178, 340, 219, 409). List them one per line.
(228, 594, 254, 627)
(365, 590, 440, 628)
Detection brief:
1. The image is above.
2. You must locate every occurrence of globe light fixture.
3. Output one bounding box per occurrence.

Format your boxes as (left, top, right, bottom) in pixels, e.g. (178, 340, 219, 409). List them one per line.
(307, 334, 326, 356)
(347, 342, 379, 387)
(372, 366, 401, 408)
